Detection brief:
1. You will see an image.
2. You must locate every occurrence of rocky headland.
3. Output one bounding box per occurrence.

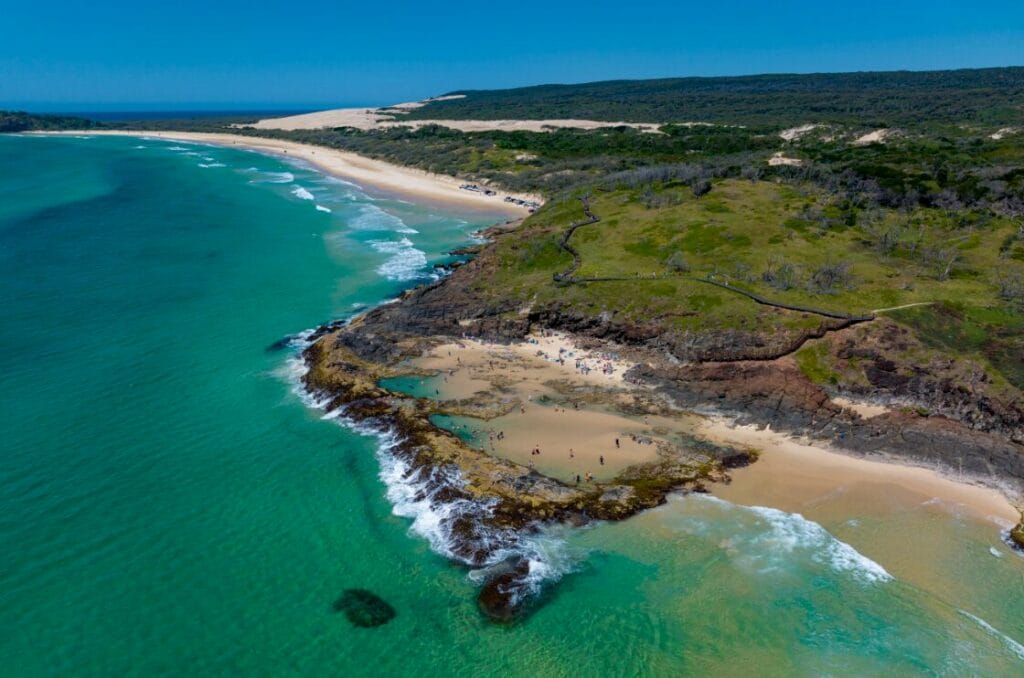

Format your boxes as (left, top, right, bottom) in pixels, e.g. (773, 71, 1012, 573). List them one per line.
(298, 216, 1024, 618)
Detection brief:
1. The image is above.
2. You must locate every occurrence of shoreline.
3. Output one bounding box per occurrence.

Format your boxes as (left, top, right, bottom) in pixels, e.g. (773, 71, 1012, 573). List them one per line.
(699, 417, 1020, 525)
(27, 130, 541, 214)
(418, 332, 1022, 524)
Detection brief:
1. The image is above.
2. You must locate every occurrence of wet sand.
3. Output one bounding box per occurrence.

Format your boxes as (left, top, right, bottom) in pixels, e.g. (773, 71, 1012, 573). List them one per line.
(412, 333, 691, 482)
(701, 418, 1019, 525)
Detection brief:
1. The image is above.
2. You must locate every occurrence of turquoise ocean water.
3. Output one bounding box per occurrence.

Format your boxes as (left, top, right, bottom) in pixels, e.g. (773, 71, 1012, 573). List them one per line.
(2, 134, 1023, 676)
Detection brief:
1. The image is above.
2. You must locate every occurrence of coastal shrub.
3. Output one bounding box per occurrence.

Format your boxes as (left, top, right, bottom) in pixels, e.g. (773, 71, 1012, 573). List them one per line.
(761, 257, 800, 291)
(665, 251, 690, 273)
(807, 260, 854, 294)
(691, 179, 713, 197)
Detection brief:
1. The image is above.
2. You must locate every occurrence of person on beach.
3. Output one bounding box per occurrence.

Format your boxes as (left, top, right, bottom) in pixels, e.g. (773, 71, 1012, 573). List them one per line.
(599, 456, 604, 465)
(615, 438, 620, 448)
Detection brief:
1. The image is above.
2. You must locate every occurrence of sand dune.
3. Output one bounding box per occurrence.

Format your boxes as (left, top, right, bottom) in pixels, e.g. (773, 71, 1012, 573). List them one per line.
(779, 123, 818, 141)
(245, 98, 664, 134)
(853, 128, 895, 145)
(769, 151, 804, 166)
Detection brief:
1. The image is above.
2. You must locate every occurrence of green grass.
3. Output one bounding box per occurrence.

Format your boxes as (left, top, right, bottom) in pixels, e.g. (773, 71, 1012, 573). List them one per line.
(889, 302, 1024, 390)
(794, 342, 840, 385)
(469, 178, 1022, 389)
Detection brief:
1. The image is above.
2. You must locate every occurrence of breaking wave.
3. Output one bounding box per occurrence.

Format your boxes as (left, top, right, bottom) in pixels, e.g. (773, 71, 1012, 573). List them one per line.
(249, 171, 295, 184)
(1000, 528, 1024, 557)
(291, 186, 315, 201)
(746, 505, 893, 583)
(351, 204, 418, 234)
(315, 204, 332, 213)
(959, 610, 1024, 660)
(368, 237, 430, 281)
(198, 162, 226, 168)
(690, 495, 893, 584)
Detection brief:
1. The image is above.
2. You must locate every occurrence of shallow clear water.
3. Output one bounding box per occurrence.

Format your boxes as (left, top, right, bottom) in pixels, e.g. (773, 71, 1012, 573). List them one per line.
(2, 135, 1023, 676)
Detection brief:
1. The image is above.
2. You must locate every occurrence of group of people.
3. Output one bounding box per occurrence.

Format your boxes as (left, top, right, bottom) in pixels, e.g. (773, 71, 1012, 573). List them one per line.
(531, 344, 619, 379)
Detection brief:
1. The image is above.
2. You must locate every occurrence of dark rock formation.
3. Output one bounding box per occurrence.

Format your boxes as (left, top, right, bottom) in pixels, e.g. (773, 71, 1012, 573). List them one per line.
(477, 557, 533, 623)
(1010, 521, 1024, 552)
(636, 359, 1024, 501)
(265, 335, 295, 352)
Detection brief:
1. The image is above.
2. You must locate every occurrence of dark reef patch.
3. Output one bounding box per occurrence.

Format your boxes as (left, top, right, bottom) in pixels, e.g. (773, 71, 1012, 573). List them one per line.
(332, 588, 396, 628)
(265, 335, 296, 352)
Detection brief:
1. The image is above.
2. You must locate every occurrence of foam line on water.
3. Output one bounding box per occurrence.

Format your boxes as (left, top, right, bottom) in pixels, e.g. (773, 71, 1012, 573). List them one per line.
(692, 495, 893, 584)
(248, 171, 295, 184)
(351, 204, 418, 234)
(959, 610, 1024, 660)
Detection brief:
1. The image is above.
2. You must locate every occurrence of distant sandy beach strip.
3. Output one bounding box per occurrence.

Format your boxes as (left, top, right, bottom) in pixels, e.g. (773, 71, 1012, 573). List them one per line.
(32, 131, 541, 213)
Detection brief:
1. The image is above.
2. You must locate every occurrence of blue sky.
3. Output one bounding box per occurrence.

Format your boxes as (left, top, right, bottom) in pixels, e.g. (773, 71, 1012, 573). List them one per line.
(2, 0, 1023, 110)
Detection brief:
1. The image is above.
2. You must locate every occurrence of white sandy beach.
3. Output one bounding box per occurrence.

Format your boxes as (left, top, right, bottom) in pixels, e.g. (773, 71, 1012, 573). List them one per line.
(34, 130, 541, 212)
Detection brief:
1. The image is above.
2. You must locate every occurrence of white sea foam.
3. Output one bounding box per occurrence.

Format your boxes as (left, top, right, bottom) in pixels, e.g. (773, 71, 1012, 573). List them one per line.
(166, 145, 191, 151)
(351, 204, 418, 234)
(250, 171, 295, 184)
(315, 204, 332, 213)
(959, 610, 1024, 660)
(745, 505, 893, 583)
(197, 162, 226, 168)
(291, 186, 315, 201)
(133, 145, 147, 149)
(369, 237, 429, 281)
(689, 495, 892, 584)
(989, 546, 1003, 558)
(1000, 528, 1024, 557)
(322, 175, 362, 190)
(277, 332, 577, 607)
